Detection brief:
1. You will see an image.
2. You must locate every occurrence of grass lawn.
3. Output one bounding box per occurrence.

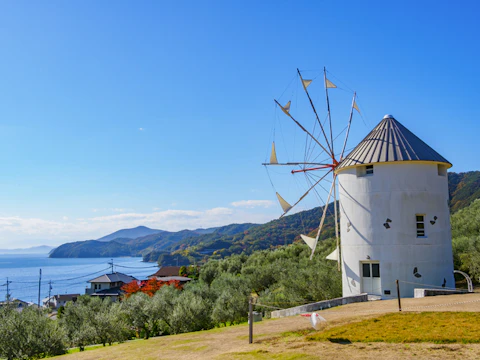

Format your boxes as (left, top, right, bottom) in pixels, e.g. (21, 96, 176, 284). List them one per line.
(308, 312, 480, 344)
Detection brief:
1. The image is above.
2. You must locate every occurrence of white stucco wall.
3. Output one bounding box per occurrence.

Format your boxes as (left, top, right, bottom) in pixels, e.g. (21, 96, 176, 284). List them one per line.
(337, 161, 454, 299)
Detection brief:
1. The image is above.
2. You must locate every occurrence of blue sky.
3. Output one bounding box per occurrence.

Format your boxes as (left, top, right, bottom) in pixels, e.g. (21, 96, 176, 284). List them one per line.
(0, 1, 479, 247)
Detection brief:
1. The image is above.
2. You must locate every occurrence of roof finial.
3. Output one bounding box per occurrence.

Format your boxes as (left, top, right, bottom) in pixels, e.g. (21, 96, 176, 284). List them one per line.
(383, 114, 394, 119)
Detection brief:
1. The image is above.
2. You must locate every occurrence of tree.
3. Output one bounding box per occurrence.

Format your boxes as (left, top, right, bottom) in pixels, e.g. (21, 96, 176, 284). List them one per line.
(0, 306, 66, 360)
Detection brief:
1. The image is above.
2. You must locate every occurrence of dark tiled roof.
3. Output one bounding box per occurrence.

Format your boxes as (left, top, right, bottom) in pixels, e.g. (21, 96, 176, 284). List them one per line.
(88, 272, 136, 284)
(149, 266, 181, 278)
(337, 115, 451, 170)
(151, 276, 192, 282)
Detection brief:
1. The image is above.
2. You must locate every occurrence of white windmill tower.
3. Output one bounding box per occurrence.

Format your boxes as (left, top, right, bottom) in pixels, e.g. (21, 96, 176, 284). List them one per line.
(265, 70, 455, 299)
(336, 115, 454, 298)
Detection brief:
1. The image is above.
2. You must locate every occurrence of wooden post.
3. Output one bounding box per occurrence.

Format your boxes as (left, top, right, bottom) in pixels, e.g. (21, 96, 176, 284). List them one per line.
(248, 297, 253, 344)
(396, 279, 402, 312)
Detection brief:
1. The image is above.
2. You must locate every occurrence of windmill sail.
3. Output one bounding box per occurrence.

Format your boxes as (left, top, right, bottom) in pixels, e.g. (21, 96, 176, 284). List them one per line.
(325, 78, 337, 88)
(300, 234, 316, 250)
(276, 192, 292, 213)
(326, 247, 339, 261)
(302, 79, 312, 90)
(270, 142, 278, 164)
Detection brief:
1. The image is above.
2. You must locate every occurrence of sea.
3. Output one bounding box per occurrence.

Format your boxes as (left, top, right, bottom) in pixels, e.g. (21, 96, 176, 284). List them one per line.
(0, 254, 158, 304)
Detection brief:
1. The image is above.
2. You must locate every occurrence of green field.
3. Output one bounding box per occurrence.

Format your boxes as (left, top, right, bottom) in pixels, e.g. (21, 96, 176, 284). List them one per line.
(308, 312, 480, 344)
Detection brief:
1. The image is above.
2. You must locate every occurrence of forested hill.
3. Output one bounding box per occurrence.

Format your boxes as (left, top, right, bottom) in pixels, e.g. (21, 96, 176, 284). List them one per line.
(144, 205, 336, 265)
(448, 171, 480, 213)
(49, 223, 257, 258)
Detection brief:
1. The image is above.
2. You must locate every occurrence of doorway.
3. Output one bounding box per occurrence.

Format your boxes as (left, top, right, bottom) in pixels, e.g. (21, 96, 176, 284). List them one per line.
(361, 262, 381, 295)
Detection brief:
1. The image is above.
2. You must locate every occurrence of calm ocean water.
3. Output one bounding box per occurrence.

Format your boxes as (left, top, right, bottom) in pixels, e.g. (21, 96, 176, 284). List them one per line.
(0, 254, 159, 304)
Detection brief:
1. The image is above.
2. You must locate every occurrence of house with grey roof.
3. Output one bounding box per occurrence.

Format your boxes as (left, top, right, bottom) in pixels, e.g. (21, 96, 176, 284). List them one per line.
(85, 272, 136, 300)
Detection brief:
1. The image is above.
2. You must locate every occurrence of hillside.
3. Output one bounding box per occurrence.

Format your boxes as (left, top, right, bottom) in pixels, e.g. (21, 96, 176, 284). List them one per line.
(145, 204, 337, 265)
(51, 293, 480, 360)
(97, 226, 163, 242)
(448, 171, 480, 212)
(49, 224, 257, 258)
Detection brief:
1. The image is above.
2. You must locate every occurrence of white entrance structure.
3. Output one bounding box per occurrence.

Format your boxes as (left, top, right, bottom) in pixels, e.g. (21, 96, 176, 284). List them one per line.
(336, 115, 455, 298)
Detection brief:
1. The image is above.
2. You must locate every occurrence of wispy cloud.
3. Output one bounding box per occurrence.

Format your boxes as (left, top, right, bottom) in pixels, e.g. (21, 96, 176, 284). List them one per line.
(0, 207, 276, 248)
(139, 127, 144, 131)
(231, 200, 275, 209)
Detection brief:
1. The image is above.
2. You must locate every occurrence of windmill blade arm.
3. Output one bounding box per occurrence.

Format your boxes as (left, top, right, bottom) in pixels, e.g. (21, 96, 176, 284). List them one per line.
(262, 162, 332, 166)
(310, 179, 335, 260)
(274, 99, 333, 157)
(279, 169, 333, 218)
(339, 92, 356, 161)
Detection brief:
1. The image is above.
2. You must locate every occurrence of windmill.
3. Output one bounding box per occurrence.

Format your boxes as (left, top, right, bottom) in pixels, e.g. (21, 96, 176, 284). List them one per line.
(263, 68, 360, 266)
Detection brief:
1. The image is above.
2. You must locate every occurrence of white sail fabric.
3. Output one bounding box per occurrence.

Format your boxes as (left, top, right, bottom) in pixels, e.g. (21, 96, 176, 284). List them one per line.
(270, 142, 278, 164)
(325, 78, 337, 89)
(276, 192, 292, 213)
(283, 101, 291, 113)
(353, 100, 360, 113)
(302, 79, 312, 89)
(326, 247, 339, 261)
(310, 313, 326, 329)
(300, 234, 316, 250)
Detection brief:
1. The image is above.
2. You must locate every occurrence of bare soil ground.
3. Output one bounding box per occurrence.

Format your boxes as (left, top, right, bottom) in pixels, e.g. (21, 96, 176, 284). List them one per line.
(54, 292, 480, 360)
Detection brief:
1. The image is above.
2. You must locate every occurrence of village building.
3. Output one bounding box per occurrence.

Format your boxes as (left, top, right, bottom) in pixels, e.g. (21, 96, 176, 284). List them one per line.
(85, 272, 136, 301)
(148, 266, 192, 284)
(0, 298, 35, 312)
(336, 115, 454, 299)
(42, 293, 80, 309)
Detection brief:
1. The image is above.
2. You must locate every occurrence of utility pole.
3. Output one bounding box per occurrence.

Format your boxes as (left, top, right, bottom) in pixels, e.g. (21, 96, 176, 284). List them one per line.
(396, 279, 402, 312)
(48, 280, 52, 308)
(4, 278, 12, 303)
(108, 259, 114, 273)
(248, 297, 253, 344)
(38, 269, 42, 308)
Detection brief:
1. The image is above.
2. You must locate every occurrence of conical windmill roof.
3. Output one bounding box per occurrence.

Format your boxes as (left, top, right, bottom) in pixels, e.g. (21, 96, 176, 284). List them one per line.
(337, 115, 451, 170)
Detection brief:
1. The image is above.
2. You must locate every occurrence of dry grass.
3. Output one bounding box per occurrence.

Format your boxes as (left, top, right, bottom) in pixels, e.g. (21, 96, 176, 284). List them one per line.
(308, 312, 480, 344)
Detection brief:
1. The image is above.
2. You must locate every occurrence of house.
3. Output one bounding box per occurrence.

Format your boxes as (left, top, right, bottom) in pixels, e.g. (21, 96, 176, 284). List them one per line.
(148, 266, 192, 285)
(148, 266, 182, 278)
(0, 298, 35, 312)
(86, 272, 136, 301)
(42, 294, 79, 309)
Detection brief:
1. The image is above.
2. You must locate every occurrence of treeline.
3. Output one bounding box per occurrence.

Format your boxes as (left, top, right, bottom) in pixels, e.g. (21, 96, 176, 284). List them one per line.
(452, 198, 480, 281)
(0, 239, 340, 359)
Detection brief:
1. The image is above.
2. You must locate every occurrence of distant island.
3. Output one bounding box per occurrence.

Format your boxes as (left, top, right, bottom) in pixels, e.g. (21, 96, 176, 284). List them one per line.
(0, 245, 55, 255)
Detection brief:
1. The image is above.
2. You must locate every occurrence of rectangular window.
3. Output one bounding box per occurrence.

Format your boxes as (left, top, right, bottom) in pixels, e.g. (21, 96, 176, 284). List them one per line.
(356, 165, 374, 177)
(362, 263, 371, 278)
(416, 214, 425, 237)
(438, 164, 447, 176)
(372, 263, 380, 278)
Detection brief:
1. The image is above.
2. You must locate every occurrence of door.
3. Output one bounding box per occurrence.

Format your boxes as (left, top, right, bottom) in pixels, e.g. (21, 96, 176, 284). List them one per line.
(361, 262, 381, 295)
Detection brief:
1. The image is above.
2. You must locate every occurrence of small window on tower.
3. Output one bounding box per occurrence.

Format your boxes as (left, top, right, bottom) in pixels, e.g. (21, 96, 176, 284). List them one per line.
(357, 165, 374, 177)
(438, 164, 447, 176)
(416, 214, 426, 237)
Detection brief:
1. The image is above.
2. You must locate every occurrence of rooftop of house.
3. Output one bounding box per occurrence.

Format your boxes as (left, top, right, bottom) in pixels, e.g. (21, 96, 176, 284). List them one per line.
(149, 266, 181, 278)
(150, 275, 192, 282)
(88, 272, 136, 284)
